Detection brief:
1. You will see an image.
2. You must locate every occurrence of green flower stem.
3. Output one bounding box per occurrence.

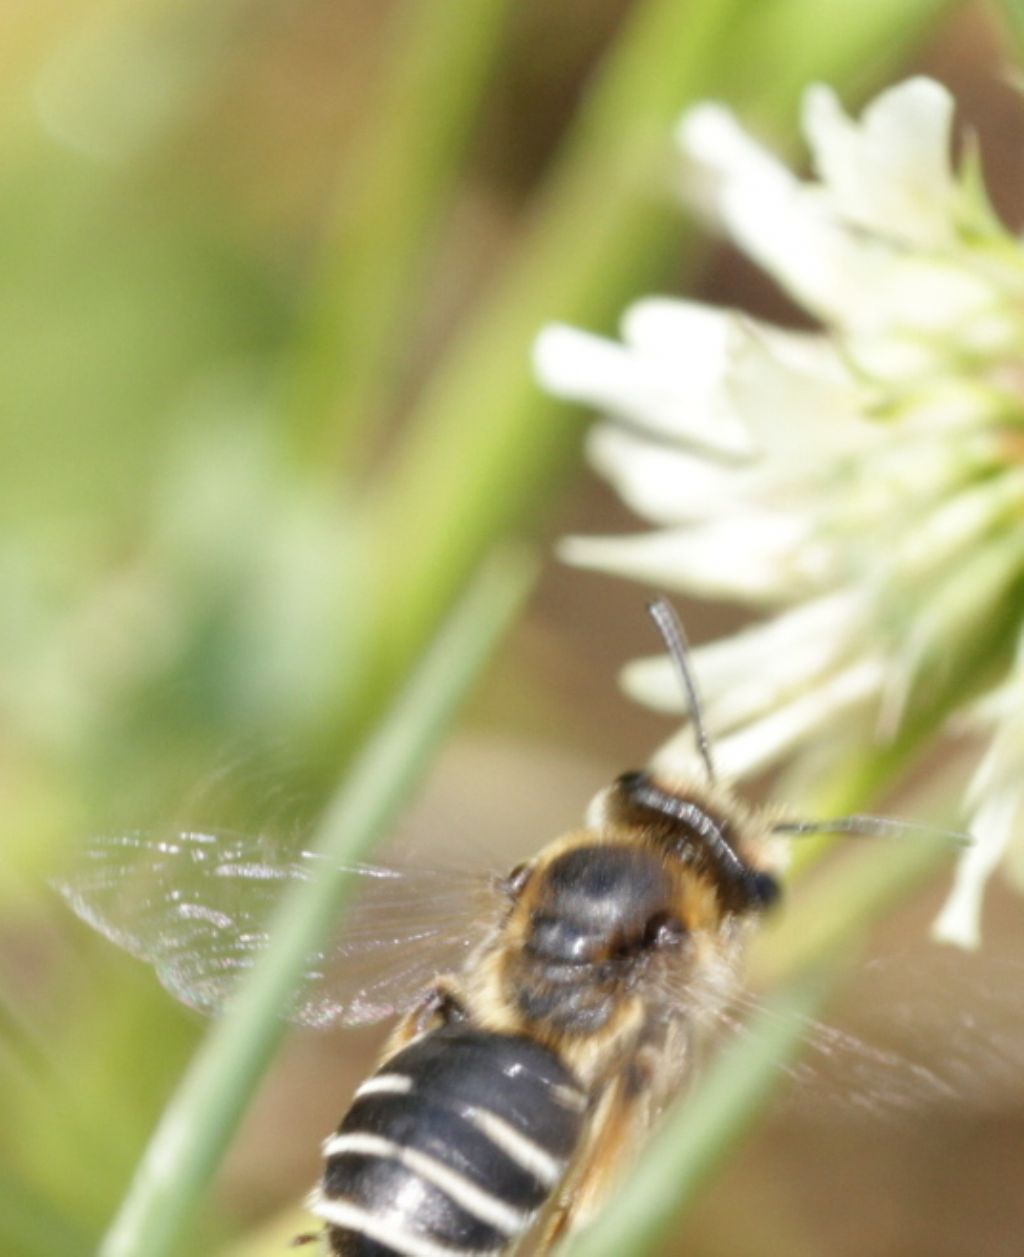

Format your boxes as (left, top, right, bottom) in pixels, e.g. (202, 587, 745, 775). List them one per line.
(368, 0, 956, 682)
(283, 0, 514, 467)
(97, 550, 535, 1257)
(555, 968, 831, 1257)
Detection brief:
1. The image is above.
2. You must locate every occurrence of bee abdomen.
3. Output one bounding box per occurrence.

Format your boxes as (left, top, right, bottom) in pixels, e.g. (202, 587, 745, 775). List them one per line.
(310, 1024, 587, 1257)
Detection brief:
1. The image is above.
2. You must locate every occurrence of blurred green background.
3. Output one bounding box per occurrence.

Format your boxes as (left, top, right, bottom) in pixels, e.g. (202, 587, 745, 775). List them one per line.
(4, 2, 1024, 1255)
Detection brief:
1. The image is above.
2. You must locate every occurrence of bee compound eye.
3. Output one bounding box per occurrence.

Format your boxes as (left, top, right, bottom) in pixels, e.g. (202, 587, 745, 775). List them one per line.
(615, 770, 648, 791)
(644, 911, 686, 950)
(745, 869, 781, 910)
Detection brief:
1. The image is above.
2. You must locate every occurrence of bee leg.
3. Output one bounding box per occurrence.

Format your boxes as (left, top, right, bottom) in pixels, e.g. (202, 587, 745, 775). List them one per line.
(289, 1230, 320, 1247)
(537, 1049, 658, 1250)
(410, 978, 467, 1032)
(380, 979, 467, 1057)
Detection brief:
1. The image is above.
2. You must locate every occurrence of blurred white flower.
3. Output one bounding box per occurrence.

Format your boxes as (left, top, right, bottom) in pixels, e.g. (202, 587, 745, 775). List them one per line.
(534, 77, 1024, 949)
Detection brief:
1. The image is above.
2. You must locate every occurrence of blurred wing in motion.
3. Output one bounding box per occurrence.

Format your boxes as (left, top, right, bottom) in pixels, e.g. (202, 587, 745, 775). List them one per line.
(54, 831, 503, 1028)
(713, 943, 1024, 1123)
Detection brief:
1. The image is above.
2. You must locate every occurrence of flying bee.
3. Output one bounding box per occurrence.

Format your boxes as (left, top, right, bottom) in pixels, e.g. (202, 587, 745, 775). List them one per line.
(55, 601, 970, 1257)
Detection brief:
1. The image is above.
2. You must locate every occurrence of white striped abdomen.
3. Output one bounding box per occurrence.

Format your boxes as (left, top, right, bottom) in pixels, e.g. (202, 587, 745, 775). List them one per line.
(309, 1025, 588, 1256)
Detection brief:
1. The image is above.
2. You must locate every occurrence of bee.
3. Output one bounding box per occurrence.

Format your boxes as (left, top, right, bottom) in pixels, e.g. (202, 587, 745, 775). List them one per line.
(55, 601, 967, 1257)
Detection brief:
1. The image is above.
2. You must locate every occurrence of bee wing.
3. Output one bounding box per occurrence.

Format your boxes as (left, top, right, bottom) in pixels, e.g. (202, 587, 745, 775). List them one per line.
(689, 940, 1024, 1122)
(54, 830, 502, 1028)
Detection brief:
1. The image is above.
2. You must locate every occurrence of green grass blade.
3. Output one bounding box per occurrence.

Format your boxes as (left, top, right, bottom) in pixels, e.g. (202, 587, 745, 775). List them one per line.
(97, 549, 535, 1257)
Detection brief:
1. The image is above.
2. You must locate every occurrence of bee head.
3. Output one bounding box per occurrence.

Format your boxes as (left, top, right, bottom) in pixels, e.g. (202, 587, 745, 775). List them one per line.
(597, 770, 781, 915)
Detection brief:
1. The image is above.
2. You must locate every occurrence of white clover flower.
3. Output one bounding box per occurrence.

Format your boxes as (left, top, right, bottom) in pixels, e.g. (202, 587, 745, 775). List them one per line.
(534, 77, 1024, 950)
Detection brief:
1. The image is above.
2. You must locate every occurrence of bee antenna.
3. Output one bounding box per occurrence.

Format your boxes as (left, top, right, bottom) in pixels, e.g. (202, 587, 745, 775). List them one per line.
(772, 814, 973, 848)
(647, 598, 716, 785)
